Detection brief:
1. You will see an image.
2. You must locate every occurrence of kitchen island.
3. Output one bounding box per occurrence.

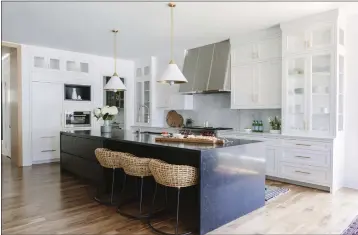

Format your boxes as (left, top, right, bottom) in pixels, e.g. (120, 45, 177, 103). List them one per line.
(60, 130, 265, 235)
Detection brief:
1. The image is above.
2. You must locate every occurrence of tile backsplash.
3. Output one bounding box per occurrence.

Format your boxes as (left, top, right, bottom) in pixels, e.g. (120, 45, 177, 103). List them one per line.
(164, 93, 281, 131)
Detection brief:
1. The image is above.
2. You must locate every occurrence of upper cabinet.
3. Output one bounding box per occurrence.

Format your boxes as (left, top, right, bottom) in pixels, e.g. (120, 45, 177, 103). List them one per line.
(33, 55, 61, 71)
(281, 9, 346, 138)
(231, 37, 281, 66)
(282, 23, 334, 56)
(135, 62, 152, 125)
(231, 29, 282, 109)
(231, 59, 281, 109)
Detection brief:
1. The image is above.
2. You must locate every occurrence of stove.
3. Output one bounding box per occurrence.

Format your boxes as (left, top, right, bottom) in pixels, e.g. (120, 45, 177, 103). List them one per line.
(179, 126, 233, 136)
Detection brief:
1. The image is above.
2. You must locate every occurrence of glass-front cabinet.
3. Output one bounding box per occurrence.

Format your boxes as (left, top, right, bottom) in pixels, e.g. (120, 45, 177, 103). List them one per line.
(283, 51, 334, 136)
(283, 23, 334, 55)
(135, 78, 151, 124)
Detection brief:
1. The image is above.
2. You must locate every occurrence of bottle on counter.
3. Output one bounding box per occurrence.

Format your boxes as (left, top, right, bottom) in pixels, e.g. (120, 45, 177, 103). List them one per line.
(252, 120, 257, 132)
(259, 120, 263, 133)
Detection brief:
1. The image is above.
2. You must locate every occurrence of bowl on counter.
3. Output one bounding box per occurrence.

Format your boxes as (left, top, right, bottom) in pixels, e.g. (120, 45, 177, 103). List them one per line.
(244, 128, 252, 134)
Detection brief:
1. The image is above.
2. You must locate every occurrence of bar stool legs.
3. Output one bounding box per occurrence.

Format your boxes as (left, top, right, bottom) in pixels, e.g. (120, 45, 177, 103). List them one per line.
(94, 167, 119, 206)
(117, 176, 151, 219)
(148, 185, 191, 235)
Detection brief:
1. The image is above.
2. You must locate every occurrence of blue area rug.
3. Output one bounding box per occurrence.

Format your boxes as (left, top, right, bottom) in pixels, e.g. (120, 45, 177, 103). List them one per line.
(342, 216, 358, 235)
(265, 185, 289, 201)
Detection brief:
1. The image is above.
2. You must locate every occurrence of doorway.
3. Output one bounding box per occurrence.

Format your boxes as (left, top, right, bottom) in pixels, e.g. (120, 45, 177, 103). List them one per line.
(1, 42, 22, 166)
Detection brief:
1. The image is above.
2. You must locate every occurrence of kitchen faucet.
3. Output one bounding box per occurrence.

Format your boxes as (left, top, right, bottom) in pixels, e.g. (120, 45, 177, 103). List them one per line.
(136, 104, 149, 123)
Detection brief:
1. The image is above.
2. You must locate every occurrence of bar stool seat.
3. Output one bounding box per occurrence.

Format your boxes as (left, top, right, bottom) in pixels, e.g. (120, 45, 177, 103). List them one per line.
(148, 159, 198, 235)
(94, 148, 124, 205)
(117, 153, 152, 219)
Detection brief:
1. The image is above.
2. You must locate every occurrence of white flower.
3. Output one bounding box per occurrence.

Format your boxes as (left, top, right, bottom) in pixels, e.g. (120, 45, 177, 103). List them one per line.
(94, 108, 101, 116)
(101, 106, 110, 115)
(109, 106, 118, 115)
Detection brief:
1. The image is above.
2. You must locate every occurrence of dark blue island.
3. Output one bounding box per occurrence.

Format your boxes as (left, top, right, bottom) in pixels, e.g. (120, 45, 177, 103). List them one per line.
(60, 130, 265, 235)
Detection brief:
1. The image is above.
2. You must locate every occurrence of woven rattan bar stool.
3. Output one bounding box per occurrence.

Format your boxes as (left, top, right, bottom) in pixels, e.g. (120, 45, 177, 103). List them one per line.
(94, 148, 124, 205)
(148, 159, 198, 235)
(117, 153, 153, 219)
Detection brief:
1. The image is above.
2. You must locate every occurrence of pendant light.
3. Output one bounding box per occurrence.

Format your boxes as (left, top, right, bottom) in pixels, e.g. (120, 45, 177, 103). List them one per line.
(104, 29, 127, 91)
(157, 2, 188, 85)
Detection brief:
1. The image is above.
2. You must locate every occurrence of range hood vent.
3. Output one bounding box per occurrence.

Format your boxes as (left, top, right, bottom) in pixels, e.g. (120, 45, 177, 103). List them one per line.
(180, 39, 231, 93)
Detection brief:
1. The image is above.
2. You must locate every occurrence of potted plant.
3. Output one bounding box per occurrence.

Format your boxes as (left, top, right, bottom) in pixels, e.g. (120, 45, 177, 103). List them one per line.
(94, 106, 118, 133)
(268, 116, 281, 134)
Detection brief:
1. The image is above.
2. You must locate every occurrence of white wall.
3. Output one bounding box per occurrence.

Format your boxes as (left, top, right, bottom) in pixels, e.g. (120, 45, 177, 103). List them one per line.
(20, 44, 135, 166)
(344, 13, 358, 189)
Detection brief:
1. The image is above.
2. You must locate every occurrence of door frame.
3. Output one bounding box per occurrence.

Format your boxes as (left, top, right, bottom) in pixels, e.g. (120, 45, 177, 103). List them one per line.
(2, 41, 23, 167)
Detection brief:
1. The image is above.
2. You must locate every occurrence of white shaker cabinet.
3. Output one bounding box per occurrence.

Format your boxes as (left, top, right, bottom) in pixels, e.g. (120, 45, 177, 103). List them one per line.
(231, 37, 281, 65)
(257, 59, 282, 108)
(231, 59, 281, 109)
(231, 42, 256, 65)
(231, 64, 256, 108)
(31, 82, 63, 162)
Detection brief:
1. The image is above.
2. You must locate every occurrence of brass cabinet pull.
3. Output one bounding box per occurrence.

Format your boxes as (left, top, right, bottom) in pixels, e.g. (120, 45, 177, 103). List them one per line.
(295, 170, 311, 175)
(41, 136, 56, 139)
(295, 155, 311, 159)
(296, 143, 311, 147)
(41, 150, 56, 152)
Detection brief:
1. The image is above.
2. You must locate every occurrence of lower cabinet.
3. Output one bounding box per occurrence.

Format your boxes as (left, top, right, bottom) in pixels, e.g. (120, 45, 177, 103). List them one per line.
(60, 134, 104, 183)
(266, 147, 279, 177)
(219, 133, 333, 190)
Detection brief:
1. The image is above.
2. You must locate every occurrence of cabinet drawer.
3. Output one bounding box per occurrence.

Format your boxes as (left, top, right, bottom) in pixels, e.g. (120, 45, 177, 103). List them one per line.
(32, 135, 60, 161)
(61, 152, 103, 183)
(61, 134, 103, 162)
(283, 139, 331, 151)
(280, 149, 330, 167)
(279, 163, 330, 185)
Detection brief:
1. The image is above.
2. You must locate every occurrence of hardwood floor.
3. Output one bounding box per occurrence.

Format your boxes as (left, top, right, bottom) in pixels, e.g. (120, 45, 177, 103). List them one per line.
(2, 156, 358, 234)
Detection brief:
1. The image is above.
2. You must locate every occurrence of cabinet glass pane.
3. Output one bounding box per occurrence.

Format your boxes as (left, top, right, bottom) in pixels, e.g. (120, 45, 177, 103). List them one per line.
(311, 25, 332, 48)
(80, 62, 89, 73)
(144, 81, 150, 91)
(49, 59, 60, 70)
(34, 56, 46, 68)
(136, 82, 142, 122)
(286, 32, 306, 53)
(311, 54, 331, 133)
(66, 61, 77, 72)
(286, 57, 306, 131)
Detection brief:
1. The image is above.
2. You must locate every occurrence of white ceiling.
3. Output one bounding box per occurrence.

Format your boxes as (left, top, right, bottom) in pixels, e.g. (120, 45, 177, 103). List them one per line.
(2, 2, 355, 59)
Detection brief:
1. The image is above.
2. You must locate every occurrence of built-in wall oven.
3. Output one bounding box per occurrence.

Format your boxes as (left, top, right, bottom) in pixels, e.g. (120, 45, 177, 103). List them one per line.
(64, 111, 91, 128)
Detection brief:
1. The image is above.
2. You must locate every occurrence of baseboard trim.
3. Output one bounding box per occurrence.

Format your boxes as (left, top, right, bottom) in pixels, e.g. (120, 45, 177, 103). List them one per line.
(32, 158, 60, 165)
(266, 176, 331, 192)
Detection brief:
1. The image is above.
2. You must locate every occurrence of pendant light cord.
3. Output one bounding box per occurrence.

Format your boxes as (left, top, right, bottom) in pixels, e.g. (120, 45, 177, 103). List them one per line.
(114, 31, 117, 75)
(170, 4, 175, 64)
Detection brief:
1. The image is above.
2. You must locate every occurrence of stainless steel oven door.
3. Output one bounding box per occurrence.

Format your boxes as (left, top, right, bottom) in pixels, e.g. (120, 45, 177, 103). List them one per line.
(64, 111, 91, 128)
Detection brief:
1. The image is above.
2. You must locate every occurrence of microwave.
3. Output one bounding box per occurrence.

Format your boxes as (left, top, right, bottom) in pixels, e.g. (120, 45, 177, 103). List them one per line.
(64, 111, 91, 128)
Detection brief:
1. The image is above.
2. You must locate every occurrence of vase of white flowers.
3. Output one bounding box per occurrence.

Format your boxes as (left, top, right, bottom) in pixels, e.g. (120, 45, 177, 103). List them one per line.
(268, 116, 281, 134)
(94, 106, 118, 133)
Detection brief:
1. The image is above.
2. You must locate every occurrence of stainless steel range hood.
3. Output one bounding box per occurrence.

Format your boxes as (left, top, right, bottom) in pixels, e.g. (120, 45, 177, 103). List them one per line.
(180, 39, 231, 94)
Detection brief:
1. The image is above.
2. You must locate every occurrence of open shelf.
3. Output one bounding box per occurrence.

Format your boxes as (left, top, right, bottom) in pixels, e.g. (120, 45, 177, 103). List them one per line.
(64, 84, 91, 101)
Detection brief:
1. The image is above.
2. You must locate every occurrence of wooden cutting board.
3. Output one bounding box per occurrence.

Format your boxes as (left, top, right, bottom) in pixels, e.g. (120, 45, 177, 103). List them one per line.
(155, 137, 224, 145)
(166, 110, 184, 128)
